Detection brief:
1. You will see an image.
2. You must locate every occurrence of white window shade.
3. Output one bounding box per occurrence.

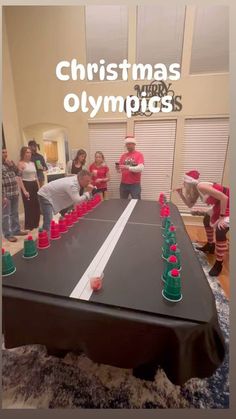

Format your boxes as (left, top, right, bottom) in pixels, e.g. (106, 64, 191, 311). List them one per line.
(88, 123, 127, 198)
(134, 120, 176, 200)
(85, 6, 128, 80)
(175, 118, 229, 213)
(136, 5, 185, 69)
(190, 5, 229, 74)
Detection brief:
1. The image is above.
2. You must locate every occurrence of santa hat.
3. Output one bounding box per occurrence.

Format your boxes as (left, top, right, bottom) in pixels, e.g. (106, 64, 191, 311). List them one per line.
(183, 170, 200, 184)
(124, 135, 136, 145)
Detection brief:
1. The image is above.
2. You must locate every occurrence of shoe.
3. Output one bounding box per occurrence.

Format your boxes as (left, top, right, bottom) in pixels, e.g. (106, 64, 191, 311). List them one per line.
(209, 260, 223, 277)
(6, 236, 18, 242)
(14, 230, 29, 236)
(196, 242, 215, 254)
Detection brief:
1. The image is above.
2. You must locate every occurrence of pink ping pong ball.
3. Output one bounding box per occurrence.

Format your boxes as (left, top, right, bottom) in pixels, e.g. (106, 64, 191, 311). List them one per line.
(171, 269, 180, 277)
(169, 255, 177, 263)
(170, 244, 177, 251)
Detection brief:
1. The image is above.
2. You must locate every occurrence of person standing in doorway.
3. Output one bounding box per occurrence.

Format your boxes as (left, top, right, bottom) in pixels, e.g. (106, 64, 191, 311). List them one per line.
(116, 136, 144, 199)
(28, 140, 48, 187)
(2, 148, 28, 242)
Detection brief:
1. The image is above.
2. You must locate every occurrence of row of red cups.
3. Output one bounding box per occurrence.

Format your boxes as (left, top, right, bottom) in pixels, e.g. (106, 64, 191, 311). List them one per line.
(38, 194, 102, 249)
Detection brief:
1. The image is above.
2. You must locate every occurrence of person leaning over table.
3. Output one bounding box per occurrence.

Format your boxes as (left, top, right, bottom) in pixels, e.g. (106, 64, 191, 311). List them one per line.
(66, 149, 87, 176)
(116, 136, 144, 199)
(37, 169, 94, 231)
(172, 170, 230, 277)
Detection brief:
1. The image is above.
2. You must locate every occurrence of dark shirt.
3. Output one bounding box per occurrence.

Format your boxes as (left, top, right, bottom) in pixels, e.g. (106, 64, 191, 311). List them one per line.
(71, 161, 83, 175)
(31, 152, 48, 182)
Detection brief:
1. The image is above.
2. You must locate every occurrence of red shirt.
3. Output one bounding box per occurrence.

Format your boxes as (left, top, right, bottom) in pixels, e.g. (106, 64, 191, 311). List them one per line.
(205, 183, 230, 225)
(119, 151, 144, 184)
(89, 163, 109, 190)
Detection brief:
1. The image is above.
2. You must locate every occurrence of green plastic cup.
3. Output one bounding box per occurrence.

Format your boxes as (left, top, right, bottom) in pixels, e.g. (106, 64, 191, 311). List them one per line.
(162, 236, 177, 259)
(23, 236, 38, 258)
(162, 269, 182, 302)
(162, 255, 179, 282)
(35, 160, 41, 169)
(161, 216, 171, 230)
(2, 249, 16, 276)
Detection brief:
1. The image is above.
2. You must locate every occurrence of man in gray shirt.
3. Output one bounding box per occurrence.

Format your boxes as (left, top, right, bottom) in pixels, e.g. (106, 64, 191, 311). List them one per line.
(38, 170, 94, 231)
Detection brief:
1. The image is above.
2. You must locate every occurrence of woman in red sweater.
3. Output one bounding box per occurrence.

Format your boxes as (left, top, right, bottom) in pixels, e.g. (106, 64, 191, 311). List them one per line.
(89, 152, 110, 199)
(173, 170, 229, 277)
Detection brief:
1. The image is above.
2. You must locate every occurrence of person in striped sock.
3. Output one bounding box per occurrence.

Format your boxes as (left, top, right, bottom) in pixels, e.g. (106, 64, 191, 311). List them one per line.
(173, 170, 229, 277)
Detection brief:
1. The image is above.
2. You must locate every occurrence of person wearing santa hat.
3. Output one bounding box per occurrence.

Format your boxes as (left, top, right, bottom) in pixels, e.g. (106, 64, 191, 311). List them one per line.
(116, 136, 144, 199)
(173, 170, 230, 277)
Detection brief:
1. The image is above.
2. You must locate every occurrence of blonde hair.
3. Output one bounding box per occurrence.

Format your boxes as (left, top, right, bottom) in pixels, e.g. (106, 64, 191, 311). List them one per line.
(185, 183, 200, 205)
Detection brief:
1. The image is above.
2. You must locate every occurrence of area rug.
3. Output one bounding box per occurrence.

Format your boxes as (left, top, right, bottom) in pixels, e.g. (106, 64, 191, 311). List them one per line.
(2, 245, 229, 409)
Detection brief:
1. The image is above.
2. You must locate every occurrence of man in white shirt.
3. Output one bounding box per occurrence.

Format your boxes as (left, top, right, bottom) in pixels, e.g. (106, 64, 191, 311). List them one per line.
(38, 170, 93, 231)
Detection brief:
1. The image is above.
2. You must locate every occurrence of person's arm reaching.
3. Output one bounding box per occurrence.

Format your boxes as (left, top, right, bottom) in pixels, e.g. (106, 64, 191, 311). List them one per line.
(68, 182, 93, 204)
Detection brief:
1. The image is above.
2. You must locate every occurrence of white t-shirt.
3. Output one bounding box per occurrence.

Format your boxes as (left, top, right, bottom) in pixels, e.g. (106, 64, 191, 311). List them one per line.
(21, 161, 37, 181)
(38, 175, 90, 214)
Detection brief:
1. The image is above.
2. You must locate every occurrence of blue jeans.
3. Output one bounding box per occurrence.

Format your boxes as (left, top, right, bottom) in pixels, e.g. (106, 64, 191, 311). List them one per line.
(119, 183, 141, 199)
(2, 195, 21, 238)
(38, 195, 53, 232)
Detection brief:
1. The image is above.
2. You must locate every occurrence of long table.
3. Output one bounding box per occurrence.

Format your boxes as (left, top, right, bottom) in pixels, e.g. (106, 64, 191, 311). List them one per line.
(2, 199, 225, 385)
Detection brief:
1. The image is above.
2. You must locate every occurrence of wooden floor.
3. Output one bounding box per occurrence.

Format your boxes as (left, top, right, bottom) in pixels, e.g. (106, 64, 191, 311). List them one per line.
(185, 225, 230, 299)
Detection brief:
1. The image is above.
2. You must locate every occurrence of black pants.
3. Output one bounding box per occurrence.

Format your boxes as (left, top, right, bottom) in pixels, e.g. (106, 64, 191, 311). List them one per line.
(21, 180, 40, 230)
(203, 214, 229, 241)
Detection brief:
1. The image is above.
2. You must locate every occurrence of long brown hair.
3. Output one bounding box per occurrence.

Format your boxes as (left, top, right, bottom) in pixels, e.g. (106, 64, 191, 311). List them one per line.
(20, 146, 31, 161)
(74, 149, 87, 164)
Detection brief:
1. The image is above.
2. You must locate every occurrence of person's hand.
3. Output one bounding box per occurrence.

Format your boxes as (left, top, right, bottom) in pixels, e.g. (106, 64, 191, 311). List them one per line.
(24, 191, 30, 200)
(3, 197, 8, 208)
(217, 217, 228, 230)
(38, 163, 44, 170)
(86, 184, 95, 193)
(119, 164, 127, 170)
(95, 178, 102, 184)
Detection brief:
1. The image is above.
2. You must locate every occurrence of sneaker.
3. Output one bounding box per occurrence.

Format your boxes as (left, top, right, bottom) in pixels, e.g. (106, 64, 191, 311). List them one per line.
(209, 260, 223, 277)
(196, 242, 215, 254)
(6, 236, 18, 242)
(14, 230, 29, 236)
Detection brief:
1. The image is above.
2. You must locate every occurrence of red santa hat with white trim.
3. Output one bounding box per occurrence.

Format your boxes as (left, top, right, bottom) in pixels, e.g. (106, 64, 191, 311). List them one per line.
(124, 135, 136, 145)
(183, 170, 200, 184)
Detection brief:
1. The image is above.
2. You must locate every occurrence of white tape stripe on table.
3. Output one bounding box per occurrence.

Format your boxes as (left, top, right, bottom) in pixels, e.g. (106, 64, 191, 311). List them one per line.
(69, 199, 138, 300)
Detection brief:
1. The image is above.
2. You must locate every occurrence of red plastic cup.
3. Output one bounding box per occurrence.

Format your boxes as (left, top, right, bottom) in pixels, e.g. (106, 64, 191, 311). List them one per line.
(50, 222, 61, 240)
(65, 212, 73, 227)
(37, 229, 50, 249)
(58, 217, 68, 233)
(71, 209, 78, 223)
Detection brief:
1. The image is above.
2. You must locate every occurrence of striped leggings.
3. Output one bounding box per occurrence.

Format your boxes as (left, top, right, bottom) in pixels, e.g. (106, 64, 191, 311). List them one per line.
(203, 214, 229, 262)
